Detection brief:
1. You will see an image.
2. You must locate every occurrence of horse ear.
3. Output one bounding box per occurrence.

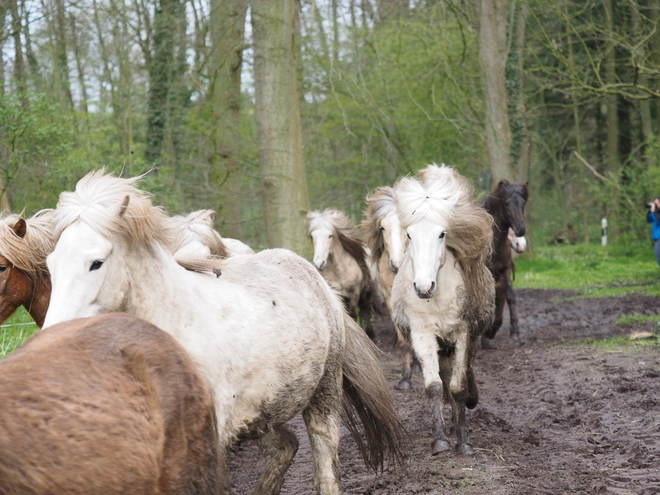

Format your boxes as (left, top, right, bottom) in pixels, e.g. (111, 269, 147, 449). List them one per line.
(118, 195, 130, 219)
(201, 210, 216, 226)
(11, 218, 26, 239)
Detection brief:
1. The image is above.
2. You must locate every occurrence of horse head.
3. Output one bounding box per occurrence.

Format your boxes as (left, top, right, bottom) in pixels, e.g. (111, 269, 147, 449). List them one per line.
(307, 210, 336, 271)
(495, 180, 528, 237)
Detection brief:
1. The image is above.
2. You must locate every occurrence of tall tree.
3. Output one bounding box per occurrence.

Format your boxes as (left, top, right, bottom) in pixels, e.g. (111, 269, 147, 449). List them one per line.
(479, 0, 515, 184)
(209, 0, 247, 238)
(252, 0, 312, 257)
(604, 0, 619, 173)
(9, 0, 27, 96)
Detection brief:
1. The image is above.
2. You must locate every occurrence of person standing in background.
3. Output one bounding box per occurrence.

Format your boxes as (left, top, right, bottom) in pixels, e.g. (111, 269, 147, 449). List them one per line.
(647, 197, 660, 267)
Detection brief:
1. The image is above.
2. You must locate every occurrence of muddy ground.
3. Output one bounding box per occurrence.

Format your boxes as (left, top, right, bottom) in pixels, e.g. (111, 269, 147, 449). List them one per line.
(227, 289, 660, 494)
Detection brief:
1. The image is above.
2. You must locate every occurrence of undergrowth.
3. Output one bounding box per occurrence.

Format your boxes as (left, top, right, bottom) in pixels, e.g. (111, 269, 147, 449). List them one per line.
(0, 307, 37, 359)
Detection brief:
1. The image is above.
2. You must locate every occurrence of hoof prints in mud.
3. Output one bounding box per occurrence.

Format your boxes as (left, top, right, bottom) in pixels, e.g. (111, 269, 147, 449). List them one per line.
(227, 289, 660, 494)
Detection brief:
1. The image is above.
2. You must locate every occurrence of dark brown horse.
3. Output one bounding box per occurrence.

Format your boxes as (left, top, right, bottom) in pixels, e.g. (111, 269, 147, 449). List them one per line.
(0, 313, 224, 495)
(482, 180, 528, 346)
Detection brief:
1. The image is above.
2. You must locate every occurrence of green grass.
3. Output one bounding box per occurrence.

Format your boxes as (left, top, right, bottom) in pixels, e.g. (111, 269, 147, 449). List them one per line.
(614, 313, 660, 326)
(515, 243, 660, 298)
(0, 307, 38, 358)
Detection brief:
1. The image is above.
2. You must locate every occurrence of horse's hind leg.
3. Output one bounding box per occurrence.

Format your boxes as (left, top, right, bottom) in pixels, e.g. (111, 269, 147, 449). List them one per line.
(254, 426, 299, 495)
(303, 367, 342, 495)
(448, 328, 474, 455)
(482, 280, 506, 349)
(397, 341, 413, 390)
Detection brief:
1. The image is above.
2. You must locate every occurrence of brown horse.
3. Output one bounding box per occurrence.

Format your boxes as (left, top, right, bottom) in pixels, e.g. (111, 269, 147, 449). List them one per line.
(0, 313, 224, 495)
(0, 211, 54, 327)
(481, 180, 529, 346)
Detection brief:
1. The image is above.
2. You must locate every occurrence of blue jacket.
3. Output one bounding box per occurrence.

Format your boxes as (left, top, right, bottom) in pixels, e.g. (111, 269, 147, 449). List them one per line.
(648, 211, 660, 240)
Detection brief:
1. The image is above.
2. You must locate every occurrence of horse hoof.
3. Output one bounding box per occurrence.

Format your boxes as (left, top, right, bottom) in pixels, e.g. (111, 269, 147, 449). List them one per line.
(455, 443, 474, 456)
(411, 362, 422, 374)
(510, 331, 520, 340)
(431, 439, 451, 455)
(481, 336, 495, 350)
(396, 380, 411, 391)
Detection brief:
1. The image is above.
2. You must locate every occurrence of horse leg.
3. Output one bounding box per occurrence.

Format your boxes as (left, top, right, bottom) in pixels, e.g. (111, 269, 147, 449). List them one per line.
(411, 353, 422, 374)
(397, 341, 413, 390)
(303, 366, 342, 495)
(482, 280, 506, 349)
(505, 272, 520, 340)
(254, 425, 299, 495)
(448, 328, 474, 455)
(411, 331, 450, 455)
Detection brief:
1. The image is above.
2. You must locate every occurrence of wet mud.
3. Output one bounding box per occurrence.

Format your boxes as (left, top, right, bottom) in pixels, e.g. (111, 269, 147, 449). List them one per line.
(228, 289, 660, 494)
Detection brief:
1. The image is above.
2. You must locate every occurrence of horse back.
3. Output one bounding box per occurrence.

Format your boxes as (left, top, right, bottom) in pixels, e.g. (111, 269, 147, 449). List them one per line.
(0, 313, 223, 495)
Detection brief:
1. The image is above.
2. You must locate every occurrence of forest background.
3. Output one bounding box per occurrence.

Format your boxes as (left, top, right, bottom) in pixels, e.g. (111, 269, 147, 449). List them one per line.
(1, 0, 660, 256)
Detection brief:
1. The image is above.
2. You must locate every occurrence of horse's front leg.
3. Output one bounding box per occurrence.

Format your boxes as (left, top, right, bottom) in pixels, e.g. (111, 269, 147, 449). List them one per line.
(482, 278, 505, 348)
(411, 330, 450, 455)
(448, 327, 474, 455)
(254, 425, 300, 495)
(396, 324, 413, 390)
(505, 271, 519, 339)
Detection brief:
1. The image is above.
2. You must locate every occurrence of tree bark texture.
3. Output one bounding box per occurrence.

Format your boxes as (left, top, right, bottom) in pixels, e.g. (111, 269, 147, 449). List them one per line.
(9, 0, 27, 96)
(209, 0, 247, 239)
(145, 0, 182, 164)
(252, 0, 312, 258)
(479, 0, 514, 185)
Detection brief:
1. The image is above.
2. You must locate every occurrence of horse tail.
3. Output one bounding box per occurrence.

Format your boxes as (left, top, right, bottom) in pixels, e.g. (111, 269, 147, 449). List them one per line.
(341, 314, 408, 472)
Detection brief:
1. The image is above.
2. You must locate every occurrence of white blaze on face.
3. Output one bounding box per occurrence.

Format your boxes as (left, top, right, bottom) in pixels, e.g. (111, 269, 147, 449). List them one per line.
(406, 219, 447, 299)
(310, 225, 333, 271)
(43, 221, 114, 328)
(380, 210, 406, 272)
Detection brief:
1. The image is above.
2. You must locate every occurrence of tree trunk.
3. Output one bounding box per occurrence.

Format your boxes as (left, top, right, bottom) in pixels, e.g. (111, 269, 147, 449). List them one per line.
(209, 0, 246, 239)
(252, 0, 312, 257)
(479, 0, 514, 184)
(145, 0, 180, 164)
(53, 0, 74, 109)
(9, 0, 27, 96)
(632, 5, 652, 149)
(508, 1, 529, 183)
(69, 13, 89, 115)
(604, 0, 619, 173)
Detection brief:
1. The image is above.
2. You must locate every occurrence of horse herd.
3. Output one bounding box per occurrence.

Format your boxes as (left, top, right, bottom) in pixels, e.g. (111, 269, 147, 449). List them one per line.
(0, 164, 528, 494)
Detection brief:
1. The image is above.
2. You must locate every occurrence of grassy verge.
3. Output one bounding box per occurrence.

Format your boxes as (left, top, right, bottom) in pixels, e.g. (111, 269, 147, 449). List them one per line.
(0, 307, 38, 359)
(515, 243, 660, 298)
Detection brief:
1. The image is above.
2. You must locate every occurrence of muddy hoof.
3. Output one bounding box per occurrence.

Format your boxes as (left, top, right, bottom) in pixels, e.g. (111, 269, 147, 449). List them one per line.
(411, 361, 422, 374)
(510, 331, 520, 340)
(431, 439, 451, 455)
(481, 336, 495, 350)
(396, 379, 411, 391)
(455, 443, 474, 456)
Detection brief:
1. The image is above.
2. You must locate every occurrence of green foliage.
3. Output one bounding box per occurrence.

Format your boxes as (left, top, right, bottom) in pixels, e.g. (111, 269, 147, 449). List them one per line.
(0, 307, 37, 359)
(515, 243, 660, 297)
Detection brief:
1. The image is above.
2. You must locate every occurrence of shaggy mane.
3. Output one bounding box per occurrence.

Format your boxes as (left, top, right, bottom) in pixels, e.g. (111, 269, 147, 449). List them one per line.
(362, 187, 396, 265)
(482, 180, 529, 216)
(171, 210, 229, 259)
(396, 166, 494, 302)
(307, 209, 371, 282)
(52, 170, 176, 252)
(0, 210, 55, 277)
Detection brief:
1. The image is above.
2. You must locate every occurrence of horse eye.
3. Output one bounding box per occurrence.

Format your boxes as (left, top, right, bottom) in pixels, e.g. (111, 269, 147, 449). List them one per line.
(406, 232, 411, 240)
(90, 260, 104, 271)
(328, 234, 333, 239)
(0, 266, 6, 272)
(439, 231, 446, 239)
(380, 226, 385, 231)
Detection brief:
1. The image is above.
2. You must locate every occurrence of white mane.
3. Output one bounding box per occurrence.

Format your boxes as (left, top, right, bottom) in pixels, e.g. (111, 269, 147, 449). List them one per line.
(307, 209, 352, 234)
(0, 209, 55, 275)
(170, 209, 229, 258)
(52, 169, 176, 250)
(395, 172, 462, 229)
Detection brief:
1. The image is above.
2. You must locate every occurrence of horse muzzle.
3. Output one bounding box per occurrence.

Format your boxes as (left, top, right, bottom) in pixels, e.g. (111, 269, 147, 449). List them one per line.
(390, 260, 400, 273)
(314, 260, 327, 271)
(413, 281, 436, 299)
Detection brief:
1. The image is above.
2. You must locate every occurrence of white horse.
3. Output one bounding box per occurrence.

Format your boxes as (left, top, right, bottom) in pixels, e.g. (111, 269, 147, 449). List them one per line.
(43, 171, 405, 495)
(307, 209, 378, 338)
(363, 187, 420, 389)
(171, 209, 254, 259)
(391, 166, 494, 456)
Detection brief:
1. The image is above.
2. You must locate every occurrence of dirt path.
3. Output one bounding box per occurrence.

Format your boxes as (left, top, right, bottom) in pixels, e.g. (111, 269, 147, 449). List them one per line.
(227, 289, 660, 494)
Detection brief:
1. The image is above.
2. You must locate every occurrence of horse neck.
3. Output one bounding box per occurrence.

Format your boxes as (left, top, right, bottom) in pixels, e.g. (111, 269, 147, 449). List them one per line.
(486, 196, 511, 246)
(26, 274, 51, 328)
(329, 236, 360, 277)
(122, 245, 213, 339)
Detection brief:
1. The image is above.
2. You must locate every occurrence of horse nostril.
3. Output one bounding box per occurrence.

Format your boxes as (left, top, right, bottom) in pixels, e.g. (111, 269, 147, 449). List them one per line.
(429, 281, 436, 293)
